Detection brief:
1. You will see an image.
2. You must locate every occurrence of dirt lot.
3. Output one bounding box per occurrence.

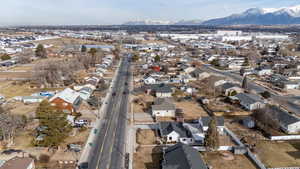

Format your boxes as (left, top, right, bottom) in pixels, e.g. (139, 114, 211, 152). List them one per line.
(175, 101, 208, 120)
(136, 129, 157, 145)
(133, 94, 154, 113)
(256, 141, 300, 168)
(133, 147, 162, 169)
(0, 81, 62, 99)
(4, 102, 38, 117)
(202, 152, 256, 169)
(34, 37, 105, 47)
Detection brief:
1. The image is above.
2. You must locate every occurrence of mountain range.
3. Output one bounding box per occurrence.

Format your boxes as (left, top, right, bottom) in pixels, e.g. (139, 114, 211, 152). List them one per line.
(123, 19, 203, 25)
(124, 5, 300, 25)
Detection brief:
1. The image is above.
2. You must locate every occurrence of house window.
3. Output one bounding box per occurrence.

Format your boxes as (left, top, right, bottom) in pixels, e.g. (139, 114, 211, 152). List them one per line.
(182, 138, 186, 141)
(169, 137, 172, 140)
(63, 103, 68, 106)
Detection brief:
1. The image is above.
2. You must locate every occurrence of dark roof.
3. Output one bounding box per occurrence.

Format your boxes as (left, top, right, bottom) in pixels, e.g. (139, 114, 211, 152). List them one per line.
(269, 106, 300, 128)
(235, 93, 263, 105)
(162, 143, 208, 169)
(159, 122, 188, 137)
(219, 82, 239, 90)
(156, 85, 173, 93)
(201, 116, 224, 127)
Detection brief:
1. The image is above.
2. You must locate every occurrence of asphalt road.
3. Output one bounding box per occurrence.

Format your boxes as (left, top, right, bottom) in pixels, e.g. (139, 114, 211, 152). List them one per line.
(86, 57, 130, 169)
(203, 65, 300, 114)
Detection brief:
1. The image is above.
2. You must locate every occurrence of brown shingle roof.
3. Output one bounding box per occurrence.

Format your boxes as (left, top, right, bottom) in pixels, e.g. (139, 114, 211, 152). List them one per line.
(0, 157, 34, 169)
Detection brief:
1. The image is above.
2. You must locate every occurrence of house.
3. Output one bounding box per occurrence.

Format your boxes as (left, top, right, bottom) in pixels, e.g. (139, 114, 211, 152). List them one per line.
(78, 87, 93, 100)
(162, 143, 208, 169)
(184, 67, 195, 74)
(0, 157, 35, 169)
(231, 93, 265, 111)
(269, 106, 300, 134)
(159, 122, 193, 144)
(255, 66, 272, 76)
(49, 88, 82, 114)
(144, 76, 156, 85)
(190, 68, 210, 80)
(183, 123, 205, 144)
(152, 98, 176, 117)
(22, 96, 44, 104)
(216, 82, 243, 96)
(199, 116, 225, 134)
(155, 85, 173, 98)
(242, 117, 255, 129)
(283, 81, 300, 90)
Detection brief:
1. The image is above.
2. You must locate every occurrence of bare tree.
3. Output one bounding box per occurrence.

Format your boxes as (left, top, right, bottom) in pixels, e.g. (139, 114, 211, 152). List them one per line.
(0, 107, 25, 144)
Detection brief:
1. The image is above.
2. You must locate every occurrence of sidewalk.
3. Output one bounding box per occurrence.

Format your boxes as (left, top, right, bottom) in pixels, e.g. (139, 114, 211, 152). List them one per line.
(78, 59, 122, 166)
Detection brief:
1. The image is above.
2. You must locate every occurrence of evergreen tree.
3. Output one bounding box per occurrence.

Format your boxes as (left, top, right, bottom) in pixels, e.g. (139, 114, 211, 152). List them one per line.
(132, 53, 139, 62)
(0, 54, 11, 61)
(243, 57, 249, 66)
(242, 75, 248, 90)
(35, 100, 72, 147)
(204, 117, 219, 151)
(88, 48, 97, 57)
(154, 55, 160, 62)
(81, 45, 87, 52)
(35, 44, 47, 58)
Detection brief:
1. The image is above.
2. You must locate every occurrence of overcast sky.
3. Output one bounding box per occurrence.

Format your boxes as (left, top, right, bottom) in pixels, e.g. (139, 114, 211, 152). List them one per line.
(1, 0, 300, 25)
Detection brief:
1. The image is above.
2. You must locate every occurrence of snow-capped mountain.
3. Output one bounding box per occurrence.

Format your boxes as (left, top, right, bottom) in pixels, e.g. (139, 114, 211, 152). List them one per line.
(123, 19, 203, 25)
(123, 20, 175, 25)
(203, 5, 300, 25)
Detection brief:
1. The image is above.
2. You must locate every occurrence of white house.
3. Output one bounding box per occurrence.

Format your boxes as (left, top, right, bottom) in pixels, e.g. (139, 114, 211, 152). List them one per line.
(155, 85, 173, 98)
(269, 106, 300, 134)
(159, 122, 194, 144)
(231, 93, 265, 111)
(152, 98, 176, 117)
(144, 76, 156, 85)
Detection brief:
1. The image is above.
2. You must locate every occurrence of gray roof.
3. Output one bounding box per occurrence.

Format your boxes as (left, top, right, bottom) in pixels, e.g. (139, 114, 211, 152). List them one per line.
(152, 98, 176, 111)
(201, 116, 224, 127)
(156, 85, 173, 93)
(219, 82, 239, 90)
(269, 106, 300, 128)
(235, 93, 263, 105)
(162, 143, 208, 169)
(159, 122, 189, 137)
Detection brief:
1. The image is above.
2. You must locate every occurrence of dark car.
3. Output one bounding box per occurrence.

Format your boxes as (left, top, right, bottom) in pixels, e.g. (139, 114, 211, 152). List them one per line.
(79, 162, 89, 169)
(112, 92, 116, 96)
(123, 91, 127, 95)
(125, 82, 128, 86)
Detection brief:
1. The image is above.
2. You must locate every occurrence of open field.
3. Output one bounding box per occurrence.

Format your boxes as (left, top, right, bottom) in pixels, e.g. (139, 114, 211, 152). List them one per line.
(6, 102, 38, 117)
(133, 147, 162, 169)
(202, 152, 256, 169)
(136, 129, 157, 145)
(0, 81, 62, 99)
(175, 101, 208, 120)
(34, 37, 106, 47)
(256, 141, 300, 168)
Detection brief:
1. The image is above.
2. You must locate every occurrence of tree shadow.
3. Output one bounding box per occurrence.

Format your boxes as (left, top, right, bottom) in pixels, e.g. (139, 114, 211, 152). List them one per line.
(145, 146, 163, 169)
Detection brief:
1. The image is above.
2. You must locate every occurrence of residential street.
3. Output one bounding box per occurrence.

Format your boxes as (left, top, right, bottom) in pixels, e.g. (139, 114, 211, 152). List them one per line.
(202, 65, 300, 114)
(83, 56, 131, 169)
